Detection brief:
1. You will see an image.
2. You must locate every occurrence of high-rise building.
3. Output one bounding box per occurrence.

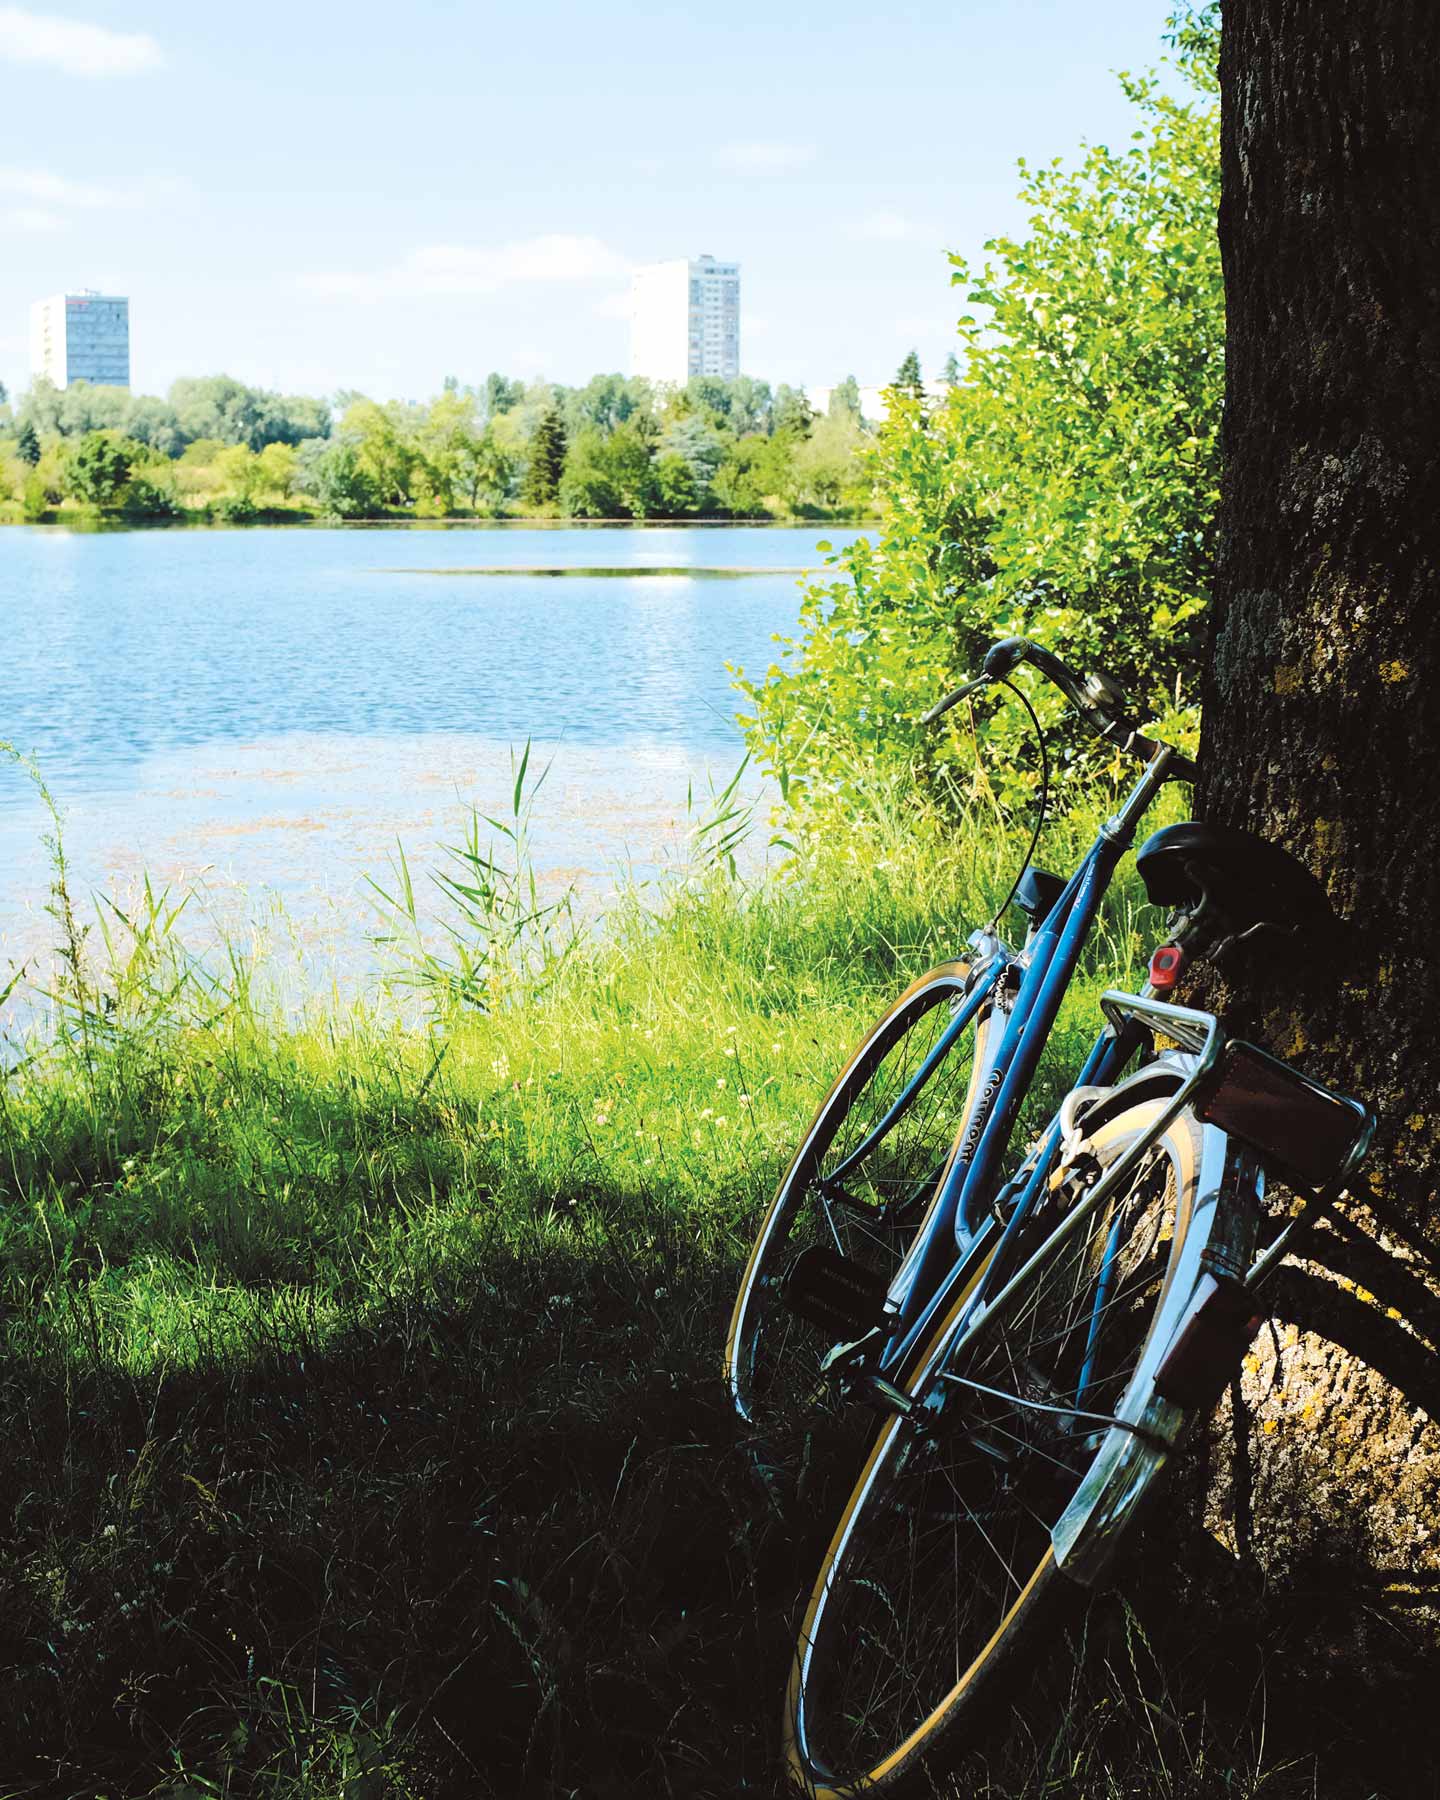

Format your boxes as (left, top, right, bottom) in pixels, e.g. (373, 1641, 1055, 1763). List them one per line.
(629, 254, 740, 384)
(30, 291, 131, 388)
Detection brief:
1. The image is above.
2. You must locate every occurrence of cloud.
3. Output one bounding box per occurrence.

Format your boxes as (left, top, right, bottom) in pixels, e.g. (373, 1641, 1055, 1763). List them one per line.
(0, 165, 179, 228)
(714, 141, 816, 174)
(300, 234, 633, 301)
(0, 6, 165, 76)
(850, 210, 933, 243)
(5, 206, 65, 232)
(0, 165, 119, 207)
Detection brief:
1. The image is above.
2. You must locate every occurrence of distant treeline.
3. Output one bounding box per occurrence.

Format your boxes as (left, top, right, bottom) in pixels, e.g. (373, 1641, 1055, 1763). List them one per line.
(0, 365, 924, 524)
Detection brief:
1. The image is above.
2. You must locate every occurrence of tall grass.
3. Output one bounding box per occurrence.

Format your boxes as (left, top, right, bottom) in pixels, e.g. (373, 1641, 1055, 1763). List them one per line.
(0, 764, 1416, 1798)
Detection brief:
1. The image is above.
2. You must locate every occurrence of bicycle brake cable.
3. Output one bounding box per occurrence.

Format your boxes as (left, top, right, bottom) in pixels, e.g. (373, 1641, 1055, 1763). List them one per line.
(984, 676, 1050, 934)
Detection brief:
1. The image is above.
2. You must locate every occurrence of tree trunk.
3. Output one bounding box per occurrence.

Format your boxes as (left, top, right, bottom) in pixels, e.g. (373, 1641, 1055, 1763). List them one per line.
(1194, 0, 1440, 1725)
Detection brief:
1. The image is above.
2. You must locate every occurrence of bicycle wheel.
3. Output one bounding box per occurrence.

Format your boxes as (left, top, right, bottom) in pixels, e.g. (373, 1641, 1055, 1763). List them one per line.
(784, 1095, 1209, 1798)
(726, 960, 996, 1456)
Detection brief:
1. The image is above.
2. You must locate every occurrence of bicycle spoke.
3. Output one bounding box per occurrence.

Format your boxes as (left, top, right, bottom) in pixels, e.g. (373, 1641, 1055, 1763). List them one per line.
(939, 1462, 1024, 1596)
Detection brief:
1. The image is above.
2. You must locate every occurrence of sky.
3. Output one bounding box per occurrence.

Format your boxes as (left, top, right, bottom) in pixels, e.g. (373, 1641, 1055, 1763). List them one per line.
(0, 0, 1187, 404)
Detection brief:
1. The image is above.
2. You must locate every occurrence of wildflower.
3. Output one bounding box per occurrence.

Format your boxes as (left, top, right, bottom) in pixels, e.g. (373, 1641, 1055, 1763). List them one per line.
(715, 1076, 726, 1090)
(771, 1042, 782, 1055)
(739, 1093, 752, 1106)
(724, 1045, 736, 1057)
(725, 1025, 738, 1035)
(594, 1112, 610, 1127)
(698, 1107, 714, 1121)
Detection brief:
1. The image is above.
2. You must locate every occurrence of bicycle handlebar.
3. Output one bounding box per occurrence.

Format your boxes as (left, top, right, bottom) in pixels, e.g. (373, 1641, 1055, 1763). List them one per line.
(923, 636, 1198, 781)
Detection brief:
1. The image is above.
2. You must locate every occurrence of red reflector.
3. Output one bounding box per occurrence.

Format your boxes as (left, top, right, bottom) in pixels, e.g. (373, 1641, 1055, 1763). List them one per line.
(1195, 1043, 1369, 1188)
(1153, 1273, 1263, 1410)
(1149, 944, 1185, 992)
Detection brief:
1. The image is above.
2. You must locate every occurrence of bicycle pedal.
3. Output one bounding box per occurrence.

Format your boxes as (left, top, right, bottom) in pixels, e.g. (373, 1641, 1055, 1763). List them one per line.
(781, 1246, 893, 1339)
(818, 1327, 884, 1380)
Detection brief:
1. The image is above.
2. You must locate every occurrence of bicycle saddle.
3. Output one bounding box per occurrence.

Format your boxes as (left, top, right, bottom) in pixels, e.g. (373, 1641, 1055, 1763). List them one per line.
(1135, 821, 1331, 929)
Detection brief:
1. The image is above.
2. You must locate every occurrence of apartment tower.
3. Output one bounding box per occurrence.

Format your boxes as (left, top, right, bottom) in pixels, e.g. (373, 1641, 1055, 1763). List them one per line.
(629, 255, 740, 385)
(30, 291, 131, 388)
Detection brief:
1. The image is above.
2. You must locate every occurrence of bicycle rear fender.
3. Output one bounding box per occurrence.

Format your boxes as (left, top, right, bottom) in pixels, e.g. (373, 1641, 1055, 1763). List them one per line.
(1049, 1107, 1262, 1589)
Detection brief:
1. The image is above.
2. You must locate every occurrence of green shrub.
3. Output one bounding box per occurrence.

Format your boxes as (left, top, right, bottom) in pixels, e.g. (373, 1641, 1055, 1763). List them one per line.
(20, 469, 48, 521)
(65, 429, 137, 507)
(212, 491, 259, 523)
(740, 9, 1219, 821)
(122, 472, 182, 518)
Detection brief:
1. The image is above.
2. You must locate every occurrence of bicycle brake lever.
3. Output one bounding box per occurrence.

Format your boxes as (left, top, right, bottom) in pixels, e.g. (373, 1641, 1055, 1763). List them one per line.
(921, 675, 990, 726)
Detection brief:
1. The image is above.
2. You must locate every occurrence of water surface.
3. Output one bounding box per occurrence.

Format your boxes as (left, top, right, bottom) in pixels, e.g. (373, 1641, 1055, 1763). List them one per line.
(0, 523, 861, 992)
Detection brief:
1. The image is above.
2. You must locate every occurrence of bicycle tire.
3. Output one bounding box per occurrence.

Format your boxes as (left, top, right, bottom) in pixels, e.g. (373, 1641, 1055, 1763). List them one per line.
(725, 960, 996, 1460)
(783, 1094, 1214, 1798)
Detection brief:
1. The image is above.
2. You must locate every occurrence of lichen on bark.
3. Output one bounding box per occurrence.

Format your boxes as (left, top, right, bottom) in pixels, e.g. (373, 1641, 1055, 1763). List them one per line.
(1188, 0, 1440, 1688)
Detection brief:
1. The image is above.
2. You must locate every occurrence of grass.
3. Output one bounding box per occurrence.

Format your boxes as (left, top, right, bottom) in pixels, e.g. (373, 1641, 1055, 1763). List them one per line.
(0, 763, 1428, 1798)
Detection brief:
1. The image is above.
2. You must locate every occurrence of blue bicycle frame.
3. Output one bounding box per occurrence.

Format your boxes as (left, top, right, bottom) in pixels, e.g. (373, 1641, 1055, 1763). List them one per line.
(819, 742, 1190, 1382)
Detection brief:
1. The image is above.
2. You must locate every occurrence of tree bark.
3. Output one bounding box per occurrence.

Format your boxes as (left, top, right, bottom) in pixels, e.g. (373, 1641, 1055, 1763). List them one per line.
(1196, 0, 1440, 1707)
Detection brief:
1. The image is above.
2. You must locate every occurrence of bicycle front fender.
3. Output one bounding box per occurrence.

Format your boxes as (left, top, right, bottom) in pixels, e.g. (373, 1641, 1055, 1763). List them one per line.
(1050, 1119, 1262, 1589)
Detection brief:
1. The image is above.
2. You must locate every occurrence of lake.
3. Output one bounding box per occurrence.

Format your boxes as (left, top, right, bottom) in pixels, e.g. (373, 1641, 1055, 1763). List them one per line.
(0, 523, 863, 997)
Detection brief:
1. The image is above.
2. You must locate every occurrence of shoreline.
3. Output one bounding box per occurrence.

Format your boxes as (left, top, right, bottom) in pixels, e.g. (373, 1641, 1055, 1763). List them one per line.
(0, 509, 878, 532)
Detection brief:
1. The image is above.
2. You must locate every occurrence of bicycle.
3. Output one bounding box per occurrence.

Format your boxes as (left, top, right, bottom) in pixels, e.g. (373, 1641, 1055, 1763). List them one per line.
(723, 637, 1375, 1797)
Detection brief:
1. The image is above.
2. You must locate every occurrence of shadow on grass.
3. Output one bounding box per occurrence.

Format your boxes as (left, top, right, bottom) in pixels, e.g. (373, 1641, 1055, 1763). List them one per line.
(0, 1175, 839, 1799)
(2, 1170, 1437, 1799)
